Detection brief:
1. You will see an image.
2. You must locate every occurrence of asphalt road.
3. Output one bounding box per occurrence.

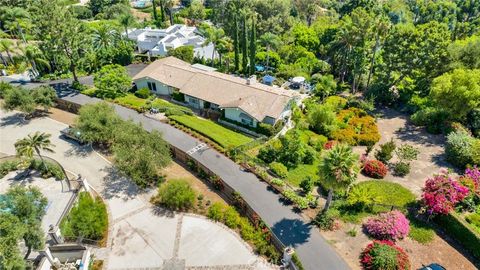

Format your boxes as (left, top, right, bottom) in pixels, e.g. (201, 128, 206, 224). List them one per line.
(1, 66, 350, 270)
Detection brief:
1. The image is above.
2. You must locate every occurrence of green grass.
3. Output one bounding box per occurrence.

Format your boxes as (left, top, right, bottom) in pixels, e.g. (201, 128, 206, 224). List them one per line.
(408, 216, 435, 244)
(169, 115, 253, 148)
(114, 94, 147, 110)
(286, 162, 319, 187)
(150, 98, 193, 115)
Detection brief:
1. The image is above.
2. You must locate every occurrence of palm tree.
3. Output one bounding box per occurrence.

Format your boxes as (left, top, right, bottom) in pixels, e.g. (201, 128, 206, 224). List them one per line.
(92, 25, 118, 51)
(202, 26, 225, 67)
(258, 32, 280, 72)
(21, 45, 50, 76)
(215, 37, 233, 70)
(119, 13, 135, 38)
(0, 39, 14, 64)
(319, 143, 359, 213)
(15, 132, 55, 172)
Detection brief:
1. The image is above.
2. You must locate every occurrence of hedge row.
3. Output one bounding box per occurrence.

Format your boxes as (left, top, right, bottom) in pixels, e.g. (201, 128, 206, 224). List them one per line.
(435, 212, 480, 259)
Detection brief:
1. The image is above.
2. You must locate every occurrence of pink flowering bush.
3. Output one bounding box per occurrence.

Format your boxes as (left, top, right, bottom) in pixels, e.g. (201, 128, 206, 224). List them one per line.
(465, 166, 480, 188)
(422, 170, 469, 216)
(364, 210, 410, 241)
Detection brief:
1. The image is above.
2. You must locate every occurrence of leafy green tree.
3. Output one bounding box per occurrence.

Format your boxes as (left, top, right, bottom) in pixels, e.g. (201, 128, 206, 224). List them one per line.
(186, 0, 206, 24)
(155, 179, 196, 210)
(30, 85, 57, 112)
(430, 68, 480, 121)
(448, 35, 480, 70)
(75, 102, 122, 145)
(216, 37, 233, 69)
(93, 64, 132, 99)
(167, 45, 194, 63)
(313, 74, 337, 100)
(233, 14, 240, 72)
(0, 213, 25, 269)
(61, 192, 107, 240)
(319, 143, 359, 212)
(15, 132, 55, 171)
(249, 16, 256, 75)
(201, 25, 225, 66)
(5, 186, 47, 259)
(1, 86, 35, 116)
(119, 13, 135, 37)
(307, 104, 338, 136)
(241, 14, 248, 75)
(258, 32, 281, 71)
(88, 0, 128, 15)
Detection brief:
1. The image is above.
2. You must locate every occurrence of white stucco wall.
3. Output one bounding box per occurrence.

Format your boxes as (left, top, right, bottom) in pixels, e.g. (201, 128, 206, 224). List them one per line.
(134, 78, 172, 96)
(224, 108, 258, 127)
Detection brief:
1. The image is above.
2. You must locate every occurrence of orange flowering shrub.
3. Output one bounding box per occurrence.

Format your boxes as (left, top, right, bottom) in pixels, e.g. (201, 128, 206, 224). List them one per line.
(331, 108, 380, 146)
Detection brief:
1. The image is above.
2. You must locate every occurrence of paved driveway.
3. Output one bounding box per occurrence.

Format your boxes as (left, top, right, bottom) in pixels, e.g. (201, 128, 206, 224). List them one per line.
(0, 110, 272, 269)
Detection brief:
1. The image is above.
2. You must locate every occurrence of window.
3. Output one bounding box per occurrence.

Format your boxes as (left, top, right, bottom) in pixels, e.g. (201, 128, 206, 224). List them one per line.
(239, 112, 253, 126)
(147, 82, 157, 91)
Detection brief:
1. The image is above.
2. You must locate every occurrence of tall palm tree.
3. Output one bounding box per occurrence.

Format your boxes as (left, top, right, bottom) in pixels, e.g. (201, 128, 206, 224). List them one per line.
(15, 132, 55, 172)
(119, 13, 135, 38)
(258, 32, 280, 72)
(215, 37, 233, 70)
(319, 143, 359, 213)
(0, 39, 14, 64)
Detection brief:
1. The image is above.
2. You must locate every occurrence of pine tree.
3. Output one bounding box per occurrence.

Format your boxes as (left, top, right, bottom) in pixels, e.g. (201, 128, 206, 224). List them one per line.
(241, 15, 248, 76)
(233, 15, 240, 72)
(249, 16, 256, 76)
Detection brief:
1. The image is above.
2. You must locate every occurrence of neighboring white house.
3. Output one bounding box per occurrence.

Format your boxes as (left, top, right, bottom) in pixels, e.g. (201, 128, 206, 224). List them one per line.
(127, 24, 216, 60)
(133, 57, 299, 128)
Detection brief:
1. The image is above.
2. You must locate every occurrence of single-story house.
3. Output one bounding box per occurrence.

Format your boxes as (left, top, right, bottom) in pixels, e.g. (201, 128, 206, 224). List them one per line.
(133, 57, 299, 128)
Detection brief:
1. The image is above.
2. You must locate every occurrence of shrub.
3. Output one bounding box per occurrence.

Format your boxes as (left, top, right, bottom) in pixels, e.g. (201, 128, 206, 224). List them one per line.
(309, 134, 328, 151)
(467, 109, 480, 137)
(466, 213, 480, 228)
(313, 210, 337, 231)
(29, 159, 65, 180)
(60, 192, 108, 240)
(0, 160, 20, 178)
(300, 177, 314, 193)
(172, 91, 185, 102)
(435, 212, 480, 259)
(422, 170, 469, 216)
(207, 202, 225, 221)
(154, 180, 196, 210)
(270, 178, 285, 187)
(364, 210, 410, 241)
(93, 64, 132, 99)
(269, 162, 288, 178)
(223, 206, 241, 228)
(332, 108, 380, 146)
(393, 162, 410, 177)
(134, 88, 151, 99)
(324, 140, 337, 150)
(360, 240, 410, 270)
(445, 129, 479, 169)
(307, 104, 339, 136)
(323, 96, 347, 111)
(362, 160, 388, 179)
(375, 139, 396, 164)
(411, 107, 449, 134)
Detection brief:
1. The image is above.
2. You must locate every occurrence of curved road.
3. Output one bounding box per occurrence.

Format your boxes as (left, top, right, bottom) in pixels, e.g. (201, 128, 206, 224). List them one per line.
(3, 72, 350, 270)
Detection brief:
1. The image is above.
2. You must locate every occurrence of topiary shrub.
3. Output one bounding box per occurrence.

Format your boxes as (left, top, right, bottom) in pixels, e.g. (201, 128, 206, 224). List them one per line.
(135, 88, 151, 99)
(154, 179, 196, 210)
(393, 162, 410, 177)
(269, 162, 288, 178)
(445, 129, 479, 169)
(422, 170, 469, 216)
(300, 177, 314, 193)
(360, 240, 410, 270)
(362, 160, 388, 179)
(375, 139, 396, 164)
(363, 210, 410, 241)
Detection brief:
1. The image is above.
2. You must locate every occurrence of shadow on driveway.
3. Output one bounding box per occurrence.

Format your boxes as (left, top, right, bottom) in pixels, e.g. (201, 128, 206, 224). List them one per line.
(271, 218, 312, 248)
(0, 113, 30, 127)
(101, 166, 144, 200)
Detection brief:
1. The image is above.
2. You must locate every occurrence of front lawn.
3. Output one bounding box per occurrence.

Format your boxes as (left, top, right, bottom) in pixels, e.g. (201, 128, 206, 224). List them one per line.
(169, 115, 253, 148)
(114, 94, 147, 111)
(286, 163, 318, 187)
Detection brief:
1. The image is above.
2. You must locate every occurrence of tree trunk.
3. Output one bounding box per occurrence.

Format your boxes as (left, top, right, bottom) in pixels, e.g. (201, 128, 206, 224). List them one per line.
(266, 45, 270, 71)
(168, 9, 174, 25)
(323, 189, 333, 213)
(36, 149, 48, 173)
(0, 53, 7, 66)
(70, 61, 78, 82)
(24, 244, 31, 260)
(366, 38, 379, 89)
(211, 45, 215, 67)
(6, 50, 13, 63)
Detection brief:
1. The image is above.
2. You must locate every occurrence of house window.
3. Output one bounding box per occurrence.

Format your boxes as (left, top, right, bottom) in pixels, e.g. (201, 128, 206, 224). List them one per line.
(147, 82, 157, 91)
(239, 112, 253, 126)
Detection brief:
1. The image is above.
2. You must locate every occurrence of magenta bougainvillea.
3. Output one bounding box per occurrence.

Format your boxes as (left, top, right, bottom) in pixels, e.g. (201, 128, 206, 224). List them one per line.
(364, 210, 410, 241)
(422, 170, 469, 216)
(360, 240, 410, 270)
(362, 159, 388, 179)
(465, 166, 480, 187)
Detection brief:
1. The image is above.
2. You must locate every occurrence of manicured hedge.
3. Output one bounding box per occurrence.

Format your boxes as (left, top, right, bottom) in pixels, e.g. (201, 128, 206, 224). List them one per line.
(435, 212, 480, 259)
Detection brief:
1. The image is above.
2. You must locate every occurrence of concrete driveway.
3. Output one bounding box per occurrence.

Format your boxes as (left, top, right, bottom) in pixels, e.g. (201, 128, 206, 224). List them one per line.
(0, 109, 272, 269)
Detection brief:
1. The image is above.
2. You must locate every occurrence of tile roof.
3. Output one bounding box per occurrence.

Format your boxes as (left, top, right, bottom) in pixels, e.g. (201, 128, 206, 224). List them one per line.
(133, 57, 298, 121)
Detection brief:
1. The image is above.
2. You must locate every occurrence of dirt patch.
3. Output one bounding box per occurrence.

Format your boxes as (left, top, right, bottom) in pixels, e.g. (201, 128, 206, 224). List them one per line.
(320, 221, 478, 270)
(48, 107, 77, 126)
(131, 8, 151, 20)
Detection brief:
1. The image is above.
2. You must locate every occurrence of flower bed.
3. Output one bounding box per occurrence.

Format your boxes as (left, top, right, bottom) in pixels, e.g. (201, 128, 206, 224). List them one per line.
(364, 210, 410, 241)
(360, 240, 410, 270)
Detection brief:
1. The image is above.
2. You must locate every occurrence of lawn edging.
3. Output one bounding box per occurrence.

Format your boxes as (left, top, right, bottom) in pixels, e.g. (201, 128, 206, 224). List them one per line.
(435, 212, 480, 259)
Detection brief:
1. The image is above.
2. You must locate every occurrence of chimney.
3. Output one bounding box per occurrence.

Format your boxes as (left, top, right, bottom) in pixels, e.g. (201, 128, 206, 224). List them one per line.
(247, 75, 257, 85)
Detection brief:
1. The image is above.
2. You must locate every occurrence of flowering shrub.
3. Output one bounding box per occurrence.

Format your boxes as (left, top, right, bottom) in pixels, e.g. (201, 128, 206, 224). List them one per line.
(324, 140, 337, 150)
(362, 160, 388, 179)
(360, 240, 410, 270)
(465, 166, 480, 186)
(422, 170, 469, 216)
(364, 210, 410, 241)
(331, 108, 381, 146)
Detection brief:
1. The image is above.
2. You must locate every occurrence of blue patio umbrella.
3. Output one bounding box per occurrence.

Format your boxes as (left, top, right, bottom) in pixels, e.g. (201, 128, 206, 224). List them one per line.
(263, 75, 275, 85)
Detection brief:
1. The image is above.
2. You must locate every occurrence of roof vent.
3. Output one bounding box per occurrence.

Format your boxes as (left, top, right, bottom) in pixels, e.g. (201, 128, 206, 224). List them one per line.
(247, 75, 256, 85)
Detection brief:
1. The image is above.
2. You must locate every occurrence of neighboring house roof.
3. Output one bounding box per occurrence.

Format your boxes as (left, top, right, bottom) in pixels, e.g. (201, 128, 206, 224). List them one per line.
(133, 57, 298, 122)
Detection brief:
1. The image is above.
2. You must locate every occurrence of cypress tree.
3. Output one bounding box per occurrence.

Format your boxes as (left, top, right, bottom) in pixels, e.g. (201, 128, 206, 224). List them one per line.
(152, 0, 158, 21)
(233, 15, 240, 72)
(249, 16, 256, 76)
(241, 15, 248, 76)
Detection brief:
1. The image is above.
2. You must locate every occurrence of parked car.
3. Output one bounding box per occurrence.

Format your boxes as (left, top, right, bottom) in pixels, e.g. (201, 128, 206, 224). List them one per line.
(419, 263, 446, 270)
(60, 127, 85, 144)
